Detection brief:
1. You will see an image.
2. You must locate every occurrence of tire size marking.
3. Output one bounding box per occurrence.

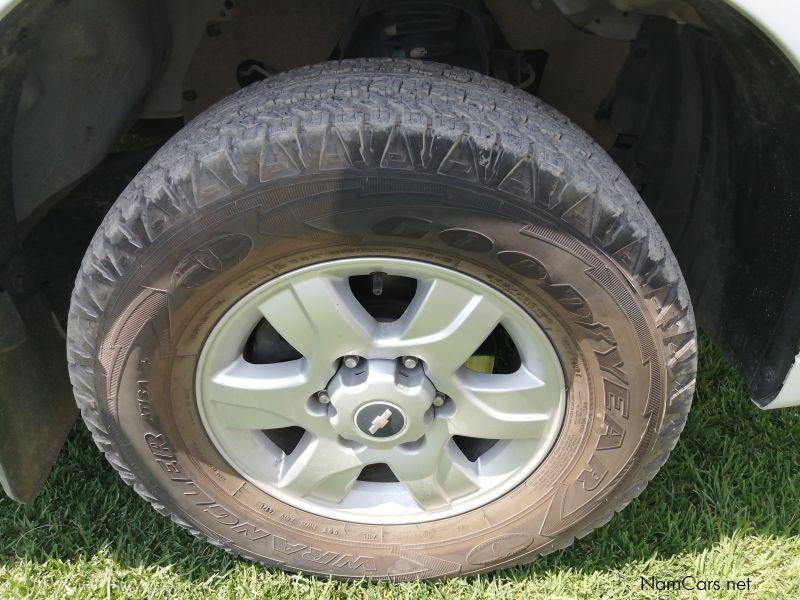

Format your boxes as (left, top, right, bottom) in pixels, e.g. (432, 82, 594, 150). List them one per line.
(137, 380, 154, 423)
(137, 357, 154, 423)
(258, 502, 275, 514)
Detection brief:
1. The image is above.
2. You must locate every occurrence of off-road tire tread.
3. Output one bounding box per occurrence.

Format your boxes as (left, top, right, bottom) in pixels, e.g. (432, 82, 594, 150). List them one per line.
(66, 58, 697, 577)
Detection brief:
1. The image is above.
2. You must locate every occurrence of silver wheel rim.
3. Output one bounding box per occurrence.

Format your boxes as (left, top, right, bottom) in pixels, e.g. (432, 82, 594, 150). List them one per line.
(196, 258, 566, 524)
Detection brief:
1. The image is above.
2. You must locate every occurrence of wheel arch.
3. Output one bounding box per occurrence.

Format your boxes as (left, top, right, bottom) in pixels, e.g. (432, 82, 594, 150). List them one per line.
(603, 0, 800, 406)
(709, 0, 800, 407)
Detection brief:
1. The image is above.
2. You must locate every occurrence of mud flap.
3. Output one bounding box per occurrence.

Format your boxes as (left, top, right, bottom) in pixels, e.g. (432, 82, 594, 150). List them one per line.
(0, 279, 77, 502)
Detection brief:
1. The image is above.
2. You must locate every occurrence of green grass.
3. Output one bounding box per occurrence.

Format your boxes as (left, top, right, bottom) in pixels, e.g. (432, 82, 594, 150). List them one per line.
(1, 336, 799, 599)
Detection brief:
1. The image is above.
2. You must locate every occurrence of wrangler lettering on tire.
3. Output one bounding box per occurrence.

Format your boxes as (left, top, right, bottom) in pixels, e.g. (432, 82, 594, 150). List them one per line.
(67, 59, 696, 579)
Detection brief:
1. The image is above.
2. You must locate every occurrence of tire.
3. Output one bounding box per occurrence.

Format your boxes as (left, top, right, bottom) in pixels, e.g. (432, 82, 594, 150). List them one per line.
(67, 58, 697, 579)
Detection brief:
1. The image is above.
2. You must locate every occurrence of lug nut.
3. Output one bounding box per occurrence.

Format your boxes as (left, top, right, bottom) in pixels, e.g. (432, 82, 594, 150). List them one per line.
(432, 393, 445, 407)
(317, 390, 331, 404)
(343, 355, 360, 368)
(402, 356, 419, 369)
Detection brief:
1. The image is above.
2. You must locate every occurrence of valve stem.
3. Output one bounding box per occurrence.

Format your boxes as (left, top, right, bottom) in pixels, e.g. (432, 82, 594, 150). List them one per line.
(371, 271, 385, 296)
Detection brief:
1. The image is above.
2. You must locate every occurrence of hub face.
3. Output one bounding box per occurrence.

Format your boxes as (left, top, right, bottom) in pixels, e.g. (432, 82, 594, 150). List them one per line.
(327, 359, 435, 447)
(196, 257, 567, 524)
(355, 402, 406, 439)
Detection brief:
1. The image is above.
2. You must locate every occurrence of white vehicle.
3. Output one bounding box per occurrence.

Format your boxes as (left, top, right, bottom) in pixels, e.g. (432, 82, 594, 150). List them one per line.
(1, 0, 798, 579)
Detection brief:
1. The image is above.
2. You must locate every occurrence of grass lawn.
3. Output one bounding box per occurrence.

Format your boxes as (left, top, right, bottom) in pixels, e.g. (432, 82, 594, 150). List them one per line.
(1, 335, 799, 599)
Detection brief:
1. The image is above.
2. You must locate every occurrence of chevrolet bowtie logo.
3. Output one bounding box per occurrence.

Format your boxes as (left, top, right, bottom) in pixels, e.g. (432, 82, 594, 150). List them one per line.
(368, 409, 393, 434)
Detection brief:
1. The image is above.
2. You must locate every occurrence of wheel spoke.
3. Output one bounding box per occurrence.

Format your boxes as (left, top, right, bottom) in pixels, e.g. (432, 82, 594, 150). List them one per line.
(206, 358, 321, 430)
(388, 421, 480, 510)
(380, 278, 504, 374)
(277, 436, 364, 502)
(444, 367, 558, 440)
(258, 276, 376, 364)
(196, 257, 568, 523)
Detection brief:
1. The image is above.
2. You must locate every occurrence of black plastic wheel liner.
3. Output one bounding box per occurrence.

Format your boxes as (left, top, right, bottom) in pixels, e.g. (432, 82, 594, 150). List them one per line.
(606, 6, 800, 405)
(697, 1, 800, 405)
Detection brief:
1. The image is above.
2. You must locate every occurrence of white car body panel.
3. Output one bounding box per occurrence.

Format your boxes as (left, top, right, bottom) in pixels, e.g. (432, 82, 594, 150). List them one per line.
(726, 0, 800, 72)
(767, 363, 800, 409)
(0, 0, 21, 20)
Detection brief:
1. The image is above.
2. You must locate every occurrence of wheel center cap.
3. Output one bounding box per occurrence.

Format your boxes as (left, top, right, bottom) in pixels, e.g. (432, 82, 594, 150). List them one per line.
(355, 402, 406, 439)
(327, 359, 435, 447)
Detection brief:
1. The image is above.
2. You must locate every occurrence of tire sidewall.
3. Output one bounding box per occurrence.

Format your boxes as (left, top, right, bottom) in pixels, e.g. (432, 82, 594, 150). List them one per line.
(101, 170, 665, 578)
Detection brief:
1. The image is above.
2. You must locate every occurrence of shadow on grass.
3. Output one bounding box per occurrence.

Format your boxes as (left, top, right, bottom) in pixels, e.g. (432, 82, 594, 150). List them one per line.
(1, 335, 798, 584)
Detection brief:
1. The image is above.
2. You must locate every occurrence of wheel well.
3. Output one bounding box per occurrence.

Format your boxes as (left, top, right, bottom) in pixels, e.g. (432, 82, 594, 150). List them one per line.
(3, 0, 800, 404)
(604, 3, 800, 404)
